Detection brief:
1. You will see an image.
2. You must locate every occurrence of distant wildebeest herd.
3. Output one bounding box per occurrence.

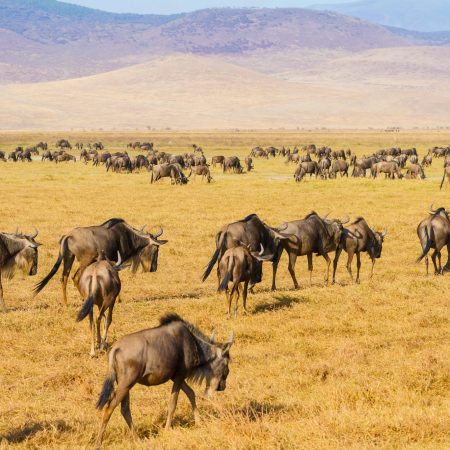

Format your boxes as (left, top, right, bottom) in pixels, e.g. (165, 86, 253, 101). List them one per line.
(0, 137, 449, 447)
(2, 140, 449, 189)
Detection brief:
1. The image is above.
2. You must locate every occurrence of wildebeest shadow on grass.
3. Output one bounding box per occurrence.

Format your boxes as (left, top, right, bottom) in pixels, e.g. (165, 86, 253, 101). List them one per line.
(2, 420, 72, 443)
(253, 295, 306, 314)
(238, 400, 287, 421)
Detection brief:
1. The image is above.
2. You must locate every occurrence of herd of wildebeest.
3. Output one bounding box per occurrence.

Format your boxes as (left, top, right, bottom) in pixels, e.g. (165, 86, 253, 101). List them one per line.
(2, 139, 450, 188)
(0, 138, 449, 448)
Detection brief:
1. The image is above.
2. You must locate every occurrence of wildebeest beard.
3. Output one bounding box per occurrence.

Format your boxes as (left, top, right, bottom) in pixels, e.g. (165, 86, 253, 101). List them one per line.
(129, 239, 159, 273)
(0, 234, 39, 279)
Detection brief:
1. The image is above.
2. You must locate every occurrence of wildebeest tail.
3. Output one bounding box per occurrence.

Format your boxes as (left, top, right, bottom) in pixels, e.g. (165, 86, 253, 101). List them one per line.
(202, 232, 227, 282)
(76, 294, 94, 322)
(96, 348, 118, 410)
(218, 256, 234, 292)
(416, 226, 432, 262)
(33, 236, 68, 295)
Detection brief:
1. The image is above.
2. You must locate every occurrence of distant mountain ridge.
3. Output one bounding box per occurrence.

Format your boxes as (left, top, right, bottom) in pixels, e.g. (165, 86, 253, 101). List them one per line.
(312, 0, 450, 32)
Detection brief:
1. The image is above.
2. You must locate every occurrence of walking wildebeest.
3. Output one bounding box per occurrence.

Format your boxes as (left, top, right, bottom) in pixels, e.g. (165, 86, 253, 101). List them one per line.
(405, 163, 425, 179)
(416, 206, 450, 274)
(332, 217, 386, 284)
(76, 251, 125, 357)
(94, 313, 233, 448)
(218, 244, 273, 317)
(329, 160, 349, 178)
(244, 156, 254, 172)
(371, 161, 403, 179)
(202, 214, 292, 290)
(34, 218, 167, 305)
(211, 155, 225, 168)
(271, 212, 348, 290)
(0, 228, 40, 312)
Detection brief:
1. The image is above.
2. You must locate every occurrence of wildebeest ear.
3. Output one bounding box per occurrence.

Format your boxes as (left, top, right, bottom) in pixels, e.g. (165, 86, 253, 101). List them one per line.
(210, 329, 216, 344)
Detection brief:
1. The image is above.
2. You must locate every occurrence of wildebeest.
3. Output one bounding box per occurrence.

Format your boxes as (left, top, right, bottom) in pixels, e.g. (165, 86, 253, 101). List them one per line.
(76, 251, 124, 357)
(150, 163, 188, 184)
(218, 244, 273, 317)
(371, 161, 403, 179)
(244, 156, 253, 172)
(55, 154, 76, 163)
(56, 139, 72, 149)
(94, 313, 233, 448)
(188, 165, 212, 183)
(211, 155, 225, 168)
(332, 217, 386, 284)
(271, 212, 348, 290)
(0, 151, 5, 162)
(329, 160, 349, 178)
(223, 156, 243, 174)
(41, 150, 53, 161)
(297, 161, 320, 179)
(405, 163, 425, 179)
(417, 206, 450, 274)
(202, 214, 292, 289)
(0, 229, 40, 312)
(440, 166, 450, 190)
(34, 218, 167, 305)
(422, 154, 432, 167)
(293, 166, 306, 182)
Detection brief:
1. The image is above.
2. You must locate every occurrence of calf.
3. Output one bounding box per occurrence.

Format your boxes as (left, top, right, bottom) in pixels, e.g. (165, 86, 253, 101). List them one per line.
(76, 252, 123, 356)
(218, 244, 273, 317)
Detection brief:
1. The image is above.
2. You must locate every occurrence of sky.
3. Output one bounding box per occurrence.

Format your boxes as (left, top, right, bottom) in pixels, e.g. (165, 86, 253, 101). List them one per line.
(63, 0, 352, 15)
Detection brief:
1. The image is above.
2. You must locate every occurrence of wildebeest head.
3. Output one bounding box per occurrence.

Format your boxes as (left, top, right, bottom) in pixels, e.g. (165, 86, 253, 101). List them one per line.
(323, 214, 349, 248)
(429, 204, 449, 220)
(1, 228, 40, 278)
(205, 331, 234, 394)
(131, 226, 168, 273)
(372, 228, 387, 259)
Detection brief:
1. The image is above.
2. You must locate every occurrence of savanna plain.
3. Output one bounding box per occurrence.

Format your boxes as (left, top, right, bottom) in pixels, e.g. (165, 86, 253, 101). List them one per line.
(0, 130, 449, 450)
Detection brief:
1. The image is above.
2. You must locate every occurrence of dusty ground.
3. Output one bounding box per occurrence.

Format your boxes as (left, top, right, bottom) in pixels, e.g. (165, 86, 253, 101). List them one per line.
(0, 130, 449, 449)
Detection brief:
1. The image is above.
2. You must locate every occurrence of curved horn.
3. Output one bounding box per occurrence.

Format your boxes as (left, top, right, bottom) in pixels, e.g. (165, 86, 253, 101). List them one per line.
(322, 211, 331, 220)
(210, 329, 216, 344)
(30, 226, 38, 239)
(340, 215, 350, 225)
(276, 223, 288, 232)
(153, 226, 163, 238)
(228, 330, 234, 345)
(115, 251, 122, 268)
(381, 228, 387, 238)
(140, 224, 147, 232)
(429, 203, 437, 213)
(258, 243, 264, 256)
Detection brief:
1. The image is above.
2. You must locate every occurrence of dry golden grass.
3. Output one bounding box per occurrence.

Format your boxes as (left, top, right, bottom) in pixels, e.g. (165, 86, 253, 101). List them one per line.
(0, 130, 449, 450)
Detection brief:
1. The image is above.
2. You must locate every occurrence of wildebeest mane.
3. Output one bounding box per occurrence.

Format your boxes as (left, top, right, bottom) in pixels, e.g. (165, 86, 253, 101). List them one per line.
(99, 218, 125, 229)
(240, 213, 258, 223)
(0, 233, 25, 266)
(351, 217, 366, 225)
(303, 211, 320, 220)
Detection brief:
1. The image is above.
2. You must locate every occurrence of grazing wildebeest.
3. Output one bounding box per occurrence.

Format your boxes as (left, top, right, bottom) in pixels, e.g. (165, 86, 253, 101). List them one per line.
(8, 151, 18, 162)
(41, 150, 53, 161)
(169, 154, 186, 168)
(218, 244, 273, 317)
(329, 160, 349, 178)
(36, 142, 47, 151)
(293, 166, 306, 182)
(211, 155, 225, 168)
(271, 212, 348, 290)
(422, 154, 432, 167)
(94, 313, 233, 448)
(0, 151, 6, 162)
(244, 156, 254, 172)
(34, 218, 167, 305)
(56, 139, 72, 149)
(223, 156, 243, 173)
(298, 161, 320, 178)
(150, 163, 188, 184)
(285, 153, 300, 164)
(332, 217, 386, 284)
(0, 229, 40, 312)
(417, 206, 450, 274)
(440, 166, 450, 190)
(76, 252, 124, 357)
(202, 214, 292, 290)
(134, 155, 150, 171)
(251, 147, 268, 158)
(371, 161, 403, 179)
(318, 157, 331, 178)
(17, 149, 33, 162)
(188, 165, 212, 183)
(55, 154, 76, 163)
(94, 152, 111, 166)
(405, 163, 426, 179)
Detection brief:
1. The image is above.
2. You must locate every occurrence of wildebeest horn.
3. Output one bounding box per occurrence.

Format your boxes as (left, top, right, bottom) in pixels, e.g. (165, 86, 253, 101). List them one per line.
(276, 223, 288, 232)
(153, 226, 163, 238)
(210, 329, 216, 344)
(258, 243, 264, 256)
(228, 330, 234, 344)
(340, 216, 350, 225)
(322, 212, 331, 220)
(30, 227, 38, 239)
(115, 251, 122, 267)
(429, 203, 437, 213)
(381, 228, 388, 238)
(140, 224, 147, 232)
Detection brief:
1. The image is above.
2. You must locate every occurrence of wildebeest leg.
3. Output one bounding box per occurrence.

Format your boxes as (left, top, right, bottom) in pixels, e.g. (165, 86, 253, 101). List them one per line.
(96, 311, 103, 353)
(0, 274, 6, 312)
(226, 289, 232, 317)
(287, 252, 300, 289)
(370, 257, 376, 279)
(61, 253, 75, 306)
(431, 250, 439, 275)
(332, 247, 343, 284)
(444, 243, 450, 272)
(165, 378, 182, 430)
(323, 253, 331, 285)
(307, 253, 313, 286)
(356, 253, 362, 283)
(271, 246, 283, 291)
(425, 255, 429, 276)
(102, 305, 114, 350)
(181, 382, 200, 424)
(437, 251, 442, 274)
(242, 280, 249, 314)
(120, 391, 137, 439)
(96, 386, 130, 449)
(346, 251, 354, 282)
